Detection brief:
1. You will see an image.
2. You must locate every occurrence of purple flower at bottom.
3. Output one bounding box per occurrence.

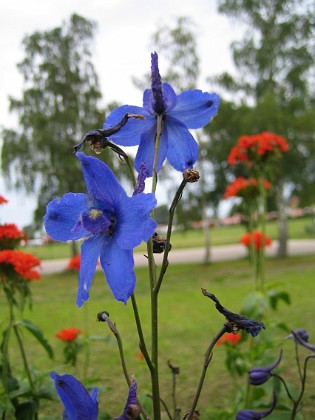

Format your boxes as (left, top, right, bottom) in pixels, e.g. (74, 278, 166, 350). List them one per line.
(291, 330, 315, 352)
(114, 381, 139, 419)
(249, 350, 283, 385)
(237, 393, 277, 419)
(286, 329, 309, 343)
(104, 52, 220, 176)
(50, 372, 98, 420)
(44, 153, 157, 306)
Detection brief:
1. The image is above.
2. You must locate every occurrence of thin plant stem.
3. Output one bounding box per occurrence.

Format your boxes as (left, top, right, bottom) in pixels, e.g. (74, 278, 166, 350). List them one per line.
(155, 178, 187, 294)
(187, 325, 229, 418)
(123, 154, 137, 188)
(291, 355, 315, 419)
(294, 341, 303, 383)
(146, 113, 164, 420)
(98, 312, 150, 419)
(2, 289, 14, 394)
(272, 373, 295, 403)
(258, 178, 267, 292)
(13, 324, 35, 393)
(131, 294, 153, 372)
(82, 304, 90, 382)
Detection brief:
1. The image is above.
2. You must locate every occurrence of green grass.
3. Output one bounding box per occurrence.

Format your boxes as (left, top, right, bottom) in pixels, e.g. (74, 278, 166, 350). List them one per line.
(2, 254, 315, 418)
(23, 216, 315, 260)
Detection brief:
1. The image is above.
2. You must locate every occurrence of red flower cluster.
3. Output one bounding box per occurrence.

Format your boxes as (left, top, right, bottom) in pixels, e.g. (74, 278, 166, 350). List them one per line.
(217, 332, 242, 346)
(228, 132, 289, 166)
(67, 254, 81, 271)
(0, 223, 26, 249)
(55, 327, 83, 341)
(240, 231, 272, 251)
(0, 250, 41, 281)
(0, 195, 8, 205)
(224, 177, 271, 199)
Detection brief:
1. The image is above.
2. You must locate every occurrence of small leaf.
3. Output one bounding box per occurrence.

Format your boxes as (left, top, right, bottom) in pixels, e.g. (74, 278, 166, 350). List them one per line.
(267, 289, 291, 310)
(17, 320, 54, 359)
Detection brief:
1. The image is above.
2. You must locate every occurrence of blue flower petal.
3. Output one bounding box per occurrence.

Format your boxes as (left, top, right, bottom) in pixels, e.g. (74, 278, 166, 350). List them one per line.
(76, 153, 125, 208)
(170, 90, 220, 129)
(50, 372, 98, 420)
(134, 124, 168, 176)
(162, 82, 177, 112)
(165, 116, 199, 172)
(116, 193, 157, 249)
(104, 105, 153, 146)
(44, 193, 89, 242)
(100, 240, 135, 303)
(76, 235, 106, 307)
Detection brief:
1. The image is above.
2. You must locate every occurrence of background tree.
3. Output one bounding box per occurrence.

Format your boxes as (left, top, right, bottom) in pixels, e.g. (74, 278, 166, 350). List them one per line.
(1, 14, 114, 235)
(207, 0, 315, 256)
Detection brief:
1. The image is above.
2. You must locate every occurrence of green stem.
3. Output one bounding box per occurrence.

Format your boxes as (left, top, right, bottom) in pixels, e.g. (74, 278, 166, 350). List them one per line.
(98, 312, 150, 419)
(123, 154, 137, 188)
(155, 178, 187, 294)
(148, 114, 163, 420)
(258, 177, 267, 292)
(291, 355, 314, 419)
(2, 289, 14, 394)
(248, 201, 258, 290)
(187, 325, 228, 418)
(131, 294, 153, 372)
(82, 304, 90, 382)
(272, 373, 295, 403)
(13, 324, 35, 393)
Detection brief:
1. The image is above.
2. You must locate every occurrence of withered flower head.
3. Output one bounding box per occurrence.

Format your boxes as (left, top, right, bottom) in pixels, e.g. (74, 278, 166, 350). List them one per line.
(202, 289, 265, 337)
(183, 169, 200, 183)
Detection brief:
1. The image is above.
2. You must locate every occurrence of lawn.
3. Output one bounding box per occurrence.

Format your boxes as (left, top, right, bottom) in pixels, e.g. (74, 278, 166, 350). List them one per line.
(23, 216, 315, 260)
(2, 253, 315, 418)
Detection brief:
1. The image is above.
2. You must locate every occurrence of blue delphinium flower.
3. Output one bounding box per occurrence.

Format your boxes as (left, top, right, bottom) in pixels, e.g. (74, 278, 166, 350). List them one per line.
(202, 289, 265, 337)
(286, 329, 309, 343)
(50, 372, 98, 420)
(44, 153, 157, 306)
(237, 393, 277, 419)
(249, 350, 282, 385)
(291, 330, 315, 352)
(104, 52, 220, 176)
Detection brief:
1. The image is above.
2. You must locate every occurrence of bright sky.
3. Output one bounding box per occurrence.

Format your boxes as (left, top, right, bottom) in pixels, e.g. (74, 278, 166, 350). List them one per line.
(0, 0, 242, 228)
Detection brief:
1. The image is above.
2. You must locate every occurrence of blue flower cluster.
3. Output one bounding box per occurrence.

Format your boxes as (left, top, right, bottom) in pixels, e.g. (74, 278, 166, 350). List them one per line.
(44, 52, 220, 308)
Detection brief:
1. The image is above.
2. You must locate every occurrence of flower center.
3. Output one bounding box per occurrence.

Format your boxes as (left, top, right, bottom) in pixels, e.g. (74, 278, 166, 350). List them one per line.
(81, 208, 116, 236)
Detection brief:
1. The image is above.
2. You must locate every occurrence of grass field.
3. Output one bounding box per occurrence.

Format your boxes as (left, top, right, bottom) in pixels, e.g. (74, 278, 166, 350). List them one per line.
(2, 253, 315, 419)
(23, 216, 315, 261)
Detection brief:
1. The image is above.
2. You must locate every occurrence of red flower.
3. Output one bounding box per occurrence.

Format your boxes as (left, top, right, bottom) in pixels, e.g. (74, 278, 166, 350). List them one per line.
(0, 224, 26, 249)
(0, 196, 8, 205)
(0, 250, 41, 281)
(55, 327, 83, 341)
(228, 132, 288, 166)
(67, 254, 81, 271)
(217, 332, 242, 346)
(240, 231, 272, 251)
(224, 177, 271, 199)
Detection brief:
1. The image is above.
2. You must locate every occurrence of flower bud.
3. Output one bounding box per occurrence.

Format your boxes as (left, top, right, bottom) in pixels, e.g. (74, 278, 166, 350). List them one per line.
(183, 169, 200, 183)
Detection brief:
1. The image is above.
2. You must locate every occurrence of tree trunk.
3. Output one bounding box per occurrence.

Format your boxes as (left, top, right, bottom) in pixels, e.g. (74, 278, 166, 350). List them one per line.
(276, 178, 287, 258)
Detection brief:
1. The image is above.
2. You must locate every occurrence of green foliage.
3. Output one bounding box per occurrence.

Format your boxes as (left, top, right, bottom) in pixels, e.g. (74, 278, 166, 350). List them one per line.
(209, 0, 315, 211)
(17, 321, 54, 360)
(1, 14, 111, 227)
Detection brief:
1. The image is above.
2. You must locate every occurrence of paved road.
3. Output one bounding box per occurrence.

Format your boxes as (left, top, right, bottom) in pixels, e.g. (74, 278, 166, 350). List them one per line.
(41, 239, 315, 275)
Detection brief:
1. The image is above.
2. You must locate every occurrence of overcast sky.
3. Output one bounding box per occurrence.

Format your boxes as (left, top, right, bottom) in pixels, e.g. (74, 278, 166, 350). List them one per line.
(0, 0, 243, 228)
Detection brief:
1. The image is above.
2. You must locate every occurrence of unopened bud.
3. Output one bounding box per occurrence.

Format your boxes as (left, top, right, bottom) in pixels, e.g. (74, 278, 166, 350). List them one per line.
(126, 404, 141, 418)
(183, 169, 200, 183)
